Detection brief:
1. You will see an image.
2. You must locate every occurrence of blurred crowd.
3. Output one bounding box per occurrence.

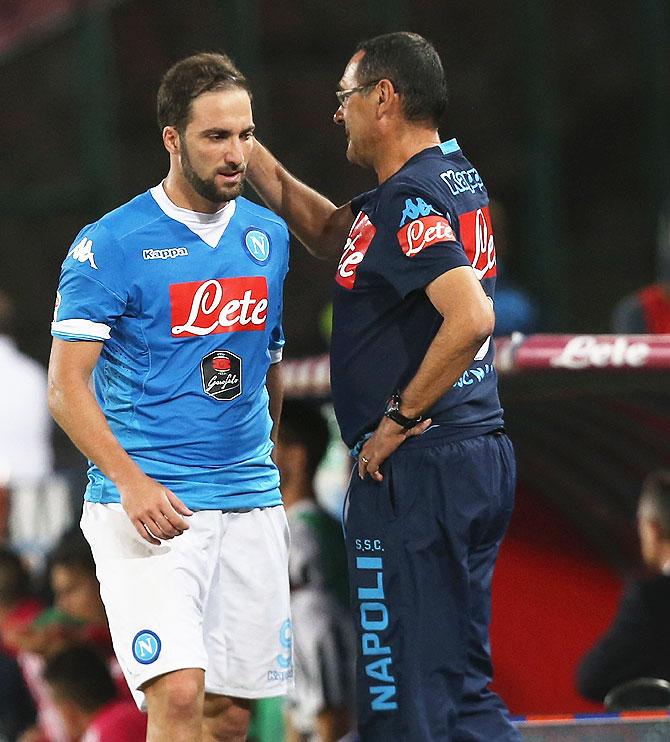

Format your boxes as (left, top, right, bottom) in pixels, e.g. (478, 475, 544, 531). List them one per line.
(0, 529, 146, 741)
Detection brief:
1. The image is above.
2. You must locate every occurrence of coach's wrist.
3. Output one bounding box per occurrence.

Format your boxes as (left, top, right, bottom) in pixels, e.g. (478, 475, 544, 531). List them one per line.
(383, 392, 423, 430)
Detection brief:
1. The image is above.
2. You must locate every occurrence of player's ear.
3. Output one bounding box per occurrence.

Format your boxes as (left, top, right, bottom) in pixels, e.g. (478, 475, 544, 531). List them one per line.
(162, 126, 180, 155)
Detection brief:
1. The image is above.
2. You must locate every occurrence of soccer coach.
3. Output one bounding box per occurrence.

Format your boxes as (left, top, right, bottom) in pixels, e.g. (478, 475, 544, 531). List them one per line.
(248, 31, 520, 741)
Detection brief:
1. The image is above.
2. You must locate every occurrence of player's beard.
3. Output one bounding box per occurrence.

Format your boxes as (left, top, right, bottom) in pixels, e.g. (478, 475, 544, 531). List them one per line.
(180, 140, 246, 205)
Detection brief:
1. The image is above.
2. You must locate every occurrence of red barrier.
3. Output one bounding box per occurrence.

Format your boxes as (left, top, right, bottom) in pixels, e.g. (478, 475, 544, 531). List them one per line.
(283, 335, 670, 397)
(497, 333, 670, 372)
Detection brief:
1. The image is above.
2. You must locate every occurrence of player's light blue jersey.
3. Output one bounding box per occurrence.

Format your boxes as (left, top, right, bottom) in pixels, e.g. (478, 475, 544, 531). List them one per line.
(52, 186, 290, 510)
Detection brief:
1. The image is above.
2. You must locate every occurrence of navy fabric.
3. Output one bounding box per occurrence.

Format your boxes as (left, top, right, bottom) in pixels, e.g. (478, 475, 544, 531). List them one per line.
(331, 141, 503, 448)
(344, 431, 520, 741)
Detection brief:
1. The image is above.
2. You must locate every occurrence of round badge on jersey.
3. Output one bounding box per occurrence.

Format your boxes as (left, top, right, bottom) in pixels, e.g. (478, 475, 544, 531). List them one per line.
(132, 629, 162, 665)
(243, 228, 271, 265)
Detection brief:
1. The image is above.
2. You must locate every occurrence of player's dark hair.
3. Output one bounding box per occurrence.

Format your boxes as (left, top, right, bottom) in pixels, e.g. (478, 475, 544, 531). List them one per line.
(640, 470, 670, 538)
(48, 528, 96, 576)
(43, 645, 117, 713)
(157, 52, 250, 133)
(279, 400, 330, 479)
(355, 32, 447, 127)
(0, 547, 32, 608)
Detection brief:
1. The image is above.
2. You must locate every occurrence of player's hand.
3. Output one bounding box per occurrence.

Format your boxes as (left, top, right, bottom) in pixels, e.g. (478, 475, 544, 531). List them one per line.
(119, 473, 193, 545)
(358, 416, 432, 482)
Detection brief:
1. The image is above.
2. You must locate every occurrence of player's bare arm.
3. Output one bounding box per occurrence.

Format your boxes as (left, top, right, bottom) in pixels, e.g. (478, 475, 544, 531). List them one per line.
(358, 265, 494, 481)
(47, 339, 192, 544)
(247, 140, 354, 260)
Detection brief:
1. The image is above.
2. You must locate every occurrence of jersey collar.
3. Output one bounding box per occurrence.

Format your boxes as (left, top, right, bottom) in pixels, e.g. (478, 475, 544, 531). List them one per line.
(150, 183, 237, 248)
(439, 138, 460, 156)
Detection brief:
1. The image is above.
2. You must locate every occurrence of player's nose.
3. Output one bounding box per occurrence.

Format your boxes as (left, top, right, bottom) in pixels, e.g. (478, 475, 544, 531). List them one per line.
(225, 138, 245, 165)
(333, 106, 344, 125)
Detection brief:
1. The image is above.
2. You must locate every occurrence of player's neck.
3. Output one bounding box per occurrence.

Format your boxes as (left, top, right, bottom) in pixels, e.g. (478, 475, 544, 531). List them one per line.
(162, 171, 227, 214)
(373, 126, 441, 184)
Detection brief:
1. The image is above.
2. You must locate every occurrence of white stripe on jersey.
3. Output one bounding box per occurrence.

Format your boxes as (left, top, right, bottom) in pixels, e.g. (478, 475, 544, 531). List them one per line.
(51, 318, 111, 340)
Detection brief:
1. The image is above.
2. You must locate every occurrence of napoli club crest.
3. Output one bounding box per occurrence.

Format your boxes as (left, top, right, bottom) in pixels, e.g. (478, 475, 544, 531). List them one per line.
(243, 228, 271, 265)
(132, 630, 161, 665)
(201, 350, 242, 401)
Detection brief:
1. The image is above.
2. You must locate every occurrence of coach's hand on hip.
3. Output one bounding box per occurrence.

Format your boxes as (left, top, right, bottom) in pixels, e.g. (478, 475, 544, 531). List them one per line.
(358, 415, 432, 482)
(119, 473, 193, 545)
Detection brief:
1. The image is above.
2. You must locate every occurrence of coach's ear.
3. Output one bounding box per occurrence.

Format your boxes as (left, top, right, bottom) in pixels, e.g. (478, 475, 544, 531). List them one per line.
(162, 126, 180, 155)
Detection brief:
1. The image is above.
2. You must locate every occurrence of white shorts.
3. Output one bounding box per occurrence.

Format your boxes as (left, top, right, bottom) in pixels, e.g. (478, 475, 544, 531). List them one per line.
(81, 502, 292, 709)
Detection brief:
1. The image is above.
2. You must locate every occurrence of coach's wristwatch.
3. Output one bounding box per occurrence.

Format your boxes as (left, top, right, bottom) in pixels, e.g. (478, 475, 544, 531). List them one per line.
(383, 393, 423, 430)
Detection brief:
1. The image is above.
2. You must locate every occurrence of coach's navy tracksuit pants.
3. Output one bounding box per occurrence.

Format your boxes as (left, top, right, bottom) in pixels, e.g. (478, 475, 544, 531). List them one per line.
(344, 429, 521, 741)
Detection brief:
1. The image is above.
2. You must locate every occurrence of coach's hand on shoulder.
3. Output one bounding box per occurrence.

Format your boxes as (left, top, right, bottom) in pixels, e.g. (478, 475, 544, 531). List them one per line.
(118, 473, 193, 545)
(358, 416, 432, 482)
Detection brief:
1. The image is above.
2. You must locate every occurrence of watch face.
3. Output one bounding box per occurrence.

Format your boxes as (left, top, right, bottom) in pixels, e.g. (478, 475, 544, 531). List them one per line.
(386, 393, 401, 413)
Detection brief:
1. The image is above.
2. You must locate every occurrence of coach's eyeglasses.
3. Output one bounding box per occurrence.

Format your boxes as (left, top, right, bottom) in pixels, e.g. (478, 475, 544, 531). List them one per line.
(336, 80, 382, 107)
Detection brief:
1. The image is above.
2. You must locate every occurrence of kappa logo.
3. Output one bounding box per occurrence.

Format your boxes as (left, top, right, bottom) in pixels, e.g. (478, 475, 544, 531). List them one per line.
(132, 630, 161, 665)
(398, 198, 440, 227)
(69, 237, 97, 269)
(143, 247, 188, 260)
(244, 229, 270, 264)
(440, 167, 484, 196)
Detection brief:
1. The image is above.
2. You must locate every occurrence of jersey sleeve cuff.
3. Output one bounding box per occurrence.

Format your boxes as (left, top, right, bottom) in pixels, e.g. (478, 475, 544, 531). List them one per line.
(51, 319, 111, 341)
(269, 348, 283, 364)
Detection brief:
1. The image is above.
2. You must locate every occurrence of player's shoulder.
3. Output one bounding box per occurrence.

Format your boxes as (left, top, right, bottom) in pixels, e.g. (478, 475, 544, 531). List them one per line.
(235, 196, 289, 237)
(74, 191, 160, 245)
(64, 192, 161, 270)
(95, 190, 163, 241)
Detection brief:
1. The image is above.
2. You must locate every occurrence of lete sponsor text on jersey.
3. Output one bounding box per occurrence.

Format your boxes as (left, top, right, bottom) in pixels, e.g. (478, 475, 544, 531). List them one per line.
(336, 211, 376, 290)
(458, 206, 496, 280)
(170, 277, 268, 337)
(396, 197, 456, 257)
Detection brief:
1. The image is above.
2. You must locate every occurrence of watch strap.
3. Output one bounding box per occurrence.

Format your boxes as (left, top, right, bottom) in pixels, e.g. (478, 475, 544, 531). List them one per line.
(383, 393, 423, 429)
